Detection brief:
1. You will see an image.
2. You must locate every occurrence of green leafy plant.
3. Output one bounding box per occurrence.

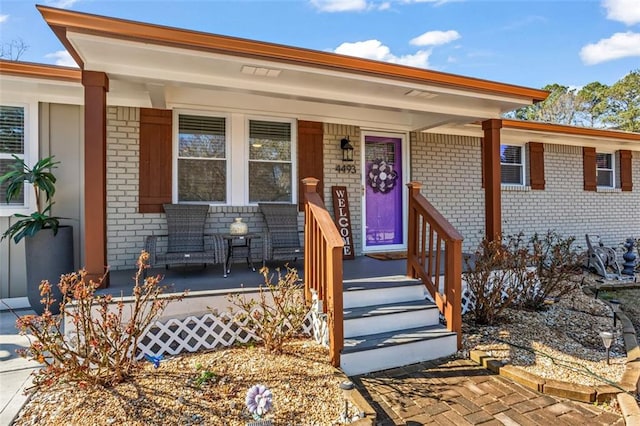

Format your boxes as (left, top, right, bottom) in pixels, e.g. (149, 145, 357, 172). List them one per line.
(0, 155, 62, 243)
(193, 364, 217, 388)
(10, 251, 186, 388)
(227, 266, 307, 353)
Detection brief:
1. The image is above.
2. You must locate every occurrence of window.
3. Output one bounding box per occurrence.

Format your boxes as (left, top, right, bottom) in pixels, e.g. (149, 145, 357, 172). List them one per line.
(596, 153, 614, 188)
(500, 145, 524, 185)
(177, 114, 227, 202)
(0, 105, 25, 206)
(248, 119, 293, 203)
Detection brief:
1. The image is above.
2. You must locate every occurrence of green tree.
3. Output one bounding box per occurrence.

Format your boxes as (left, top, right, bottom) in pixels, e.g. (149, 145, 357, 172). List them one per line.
(505, 70, 639, 133)
(576, 81, 609, 127)
(603, 70, 640, 132)
(507, 84, 580, 125)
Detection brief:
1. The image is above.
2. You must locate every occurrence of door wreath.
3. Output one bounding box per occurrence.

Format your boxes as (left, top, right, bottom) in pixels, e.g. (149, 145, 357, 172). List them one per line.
(367, 159, 398, 194)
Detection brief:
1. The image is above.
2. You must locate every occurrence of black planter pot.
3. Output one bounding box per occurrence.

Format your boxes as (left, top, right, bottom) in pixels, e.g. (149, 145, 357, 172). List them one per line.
(24, 226, 74, 315)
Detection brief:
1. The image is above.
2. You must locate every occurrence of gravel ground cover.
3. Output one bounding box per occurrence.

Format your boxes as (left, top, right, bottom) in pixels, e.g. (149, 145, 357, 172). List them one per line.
(14, 340, 354, 426)
(460, 281, 627, 387)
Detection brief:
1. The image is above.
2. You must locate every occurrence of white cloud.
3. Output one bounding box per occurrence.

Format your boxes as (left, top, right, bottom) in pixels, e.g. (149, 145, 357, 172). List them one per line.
(46, 0, 80, 8)
(0, 15, 8, 24)
(333, 39, 432, 67)
(310, 0, 368, 12)
(580, 31, 640, 64)
(603, 0, 640, 25)
(410, 30, 460, 46)
(45, 50, 78, 67)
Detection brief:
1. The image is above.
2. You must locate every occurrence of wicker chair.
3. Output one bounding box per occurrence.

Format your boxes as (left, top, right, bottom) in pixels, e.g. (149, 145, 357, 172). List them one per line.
(145, 204, 225, 271)
(259, 203, 304, 265)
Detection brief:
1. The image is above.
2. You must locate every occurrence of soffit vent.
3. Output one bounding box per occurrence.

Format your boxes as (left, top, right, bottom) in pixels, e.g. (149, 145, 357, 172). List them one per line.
(241, 65, 281, 78)
(405, 89, 438, 99)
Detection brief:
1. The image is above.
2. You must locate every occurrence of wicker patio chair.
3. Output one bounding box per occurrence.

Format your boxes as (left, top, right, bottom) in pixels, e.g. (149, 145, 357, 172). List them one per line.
(145, 204, 225, 271)
(259, 203, 304, 265)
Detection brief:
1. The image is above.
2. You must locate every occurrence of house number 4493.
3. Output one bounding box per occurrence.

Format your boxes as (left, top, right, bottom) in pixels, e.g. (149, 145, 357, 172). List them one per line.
(335, 165, 357, 174)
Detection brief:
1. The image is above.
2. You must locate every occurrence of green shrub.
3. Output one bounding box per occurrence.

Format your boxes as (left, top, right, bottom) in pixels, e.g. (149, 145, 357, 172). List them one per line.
(227, 266, 307, 353)
(13, 251, 185, 388)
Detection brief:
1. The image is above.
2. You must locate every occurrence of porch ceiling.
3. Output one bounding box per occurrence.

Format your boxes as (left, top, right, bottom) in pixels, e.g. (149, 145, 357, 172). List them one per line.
(39, 5, 548, 132)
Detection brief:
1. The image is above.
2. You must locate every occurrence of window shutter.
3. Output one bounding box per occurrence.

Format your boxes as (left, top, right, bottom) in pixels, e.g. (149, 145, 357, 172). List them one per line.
(620, 149, 633, 192)
(139, 108, 172, 213)
(583, 147, 596, 191)
(297, 121, 323, 211)
(529, 142, 545, 190)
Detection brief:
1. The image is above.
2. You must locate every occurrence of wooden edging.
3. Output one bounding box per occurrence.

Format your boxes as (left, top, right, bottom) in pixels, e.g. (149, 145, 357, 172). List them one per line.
(469, 296, 640, 425)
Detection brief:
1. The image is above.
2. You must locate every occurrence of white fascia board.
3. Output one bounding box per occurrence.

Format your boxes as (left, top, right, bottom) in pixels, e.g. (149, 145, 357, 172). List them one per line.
(0, 76, 83, 105)
(501, 129, 640, 151)
(426, 123, 640, 151)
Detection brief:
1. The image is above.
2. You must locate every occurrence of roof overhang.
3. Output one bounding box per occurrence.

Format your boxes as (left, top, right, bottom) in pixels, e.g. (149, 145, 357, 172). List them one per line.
(0, 60, 83, 105)
(428, 119, 640, 151)
(37, 5, 549, 132)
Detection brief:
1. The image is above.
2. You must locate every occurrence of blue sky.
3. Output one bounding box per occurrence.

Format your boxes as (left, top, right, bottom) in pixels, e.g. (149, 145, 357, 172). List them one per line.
(0, 0, 638, 89)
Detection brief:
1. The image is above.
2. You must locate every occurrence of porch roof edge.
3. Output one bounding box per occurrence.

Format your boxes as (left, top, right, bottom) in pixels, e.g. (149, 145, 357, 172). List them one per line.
(502, 119, 640, 142)
(36, 5, 549, 104)
(0, 59, 81, 83)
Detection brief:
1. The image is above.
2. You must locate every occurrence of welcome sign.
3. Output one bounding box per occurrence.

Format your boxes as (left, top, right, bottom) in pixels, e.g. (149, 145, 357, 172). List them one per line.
(331, 186, 355, 260)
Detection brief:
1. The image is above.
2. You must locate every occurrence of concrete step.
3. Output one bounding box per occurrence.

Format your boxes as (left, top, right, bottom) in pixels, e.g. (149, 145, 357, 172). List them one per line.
(343, 280, 427, 309)
(343, 299, 439, 338)
(341, 324, 458, 376)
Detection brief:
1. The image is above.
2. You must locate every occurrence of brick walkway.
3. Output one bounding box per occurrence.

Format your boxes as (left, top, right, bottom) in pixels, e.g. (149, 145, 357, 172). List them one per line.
(351, 357, 623, 425)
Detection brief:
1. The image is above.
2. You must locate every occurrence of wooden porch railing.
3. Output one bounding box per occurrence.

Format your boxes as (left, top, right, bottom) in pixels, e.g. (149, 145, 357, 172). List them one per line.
(302, 177, 345, 367)
(406, 182, 464, 348)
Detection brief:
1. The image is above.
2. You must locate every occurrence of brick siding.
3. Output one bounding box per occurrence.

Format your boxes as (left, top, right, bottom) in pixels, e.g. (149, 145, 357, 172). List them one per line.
(106, 107, 639, 267)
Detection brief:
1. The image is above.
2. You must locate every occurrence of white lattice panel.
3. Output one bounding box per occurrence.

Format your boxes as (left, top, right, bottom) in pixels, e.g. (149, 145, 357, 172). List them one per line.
(137, 308, 314, 359)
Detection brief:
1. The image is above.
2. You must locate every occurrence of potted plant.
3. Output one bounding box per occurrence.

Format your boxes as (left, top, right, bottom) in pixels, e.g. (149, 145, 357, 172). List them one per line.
(1, 155, 74, 314)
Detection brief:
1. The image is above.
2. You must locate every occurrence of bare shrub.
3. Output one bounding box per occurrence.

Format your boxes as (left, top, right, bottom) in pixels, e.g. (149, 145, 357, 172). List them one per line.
(464, 235, 528, 325)
(515, 231, 584, 311)
(12, 251, 185, 388)
(228, 267, 307, 353)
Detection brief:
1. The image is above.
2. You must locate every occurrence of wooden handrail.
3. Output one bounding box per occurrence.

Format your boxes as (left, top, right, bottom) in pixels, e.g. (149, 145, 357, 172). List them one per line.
(407, 182, 463, 348)
(302, 177, 344, 367)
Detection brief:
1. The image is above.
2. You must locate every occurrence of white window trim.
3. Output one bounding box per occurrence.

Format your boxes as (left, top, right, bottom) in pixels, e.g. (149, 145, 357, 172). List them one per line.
(244, 115, 297, 206)
(172, 109, 231, 205)
(500, 144, 526, 187)
(0, 100, 37, 217)
(596, 151, 615, 189)
(172, 110, 298, 206)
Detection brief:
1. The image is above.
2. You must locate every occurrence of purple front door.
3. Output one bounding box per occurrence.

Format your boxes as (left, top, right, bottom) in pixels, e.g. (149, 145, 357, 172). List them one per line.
(364, 135, 404, 251)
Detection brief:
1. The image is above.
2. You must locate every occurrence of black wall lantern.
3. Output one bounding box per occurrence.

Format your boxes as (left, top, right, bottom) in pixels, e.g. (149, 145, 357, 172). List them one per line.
(340, 136, 354, 162)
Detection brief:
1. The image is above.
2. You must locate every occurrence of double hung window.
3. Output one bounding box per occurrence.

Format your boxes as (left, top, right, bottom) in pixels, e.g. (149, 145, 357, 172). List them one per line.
(0, 105, 25, 207)
(177, 114, 227, 203)
(596, 153, 614, 188)
(248, 119, 292, 203)
(500, 145, 524, 185)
